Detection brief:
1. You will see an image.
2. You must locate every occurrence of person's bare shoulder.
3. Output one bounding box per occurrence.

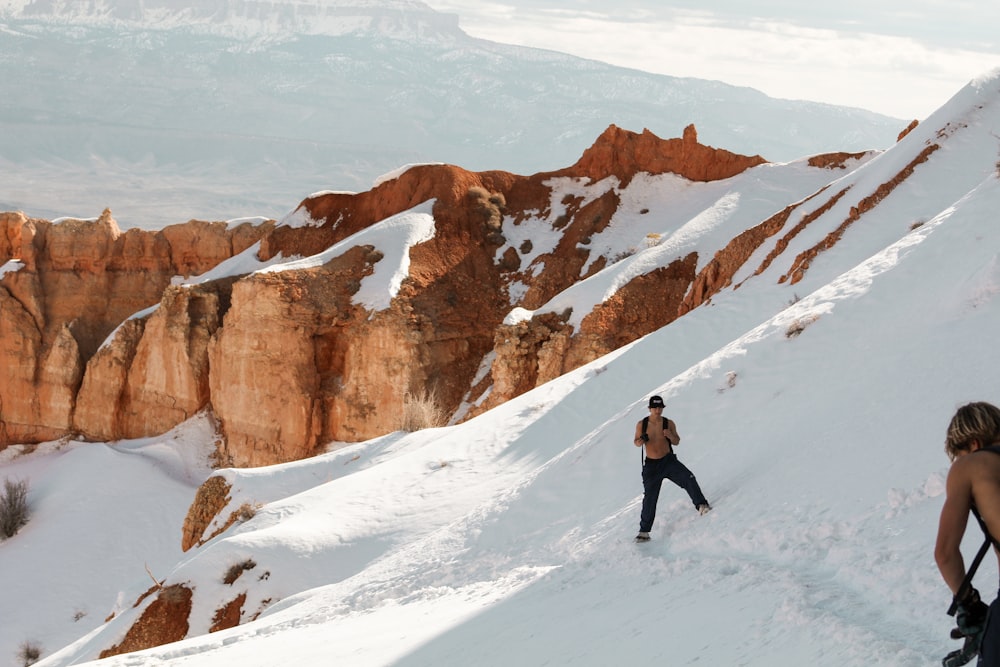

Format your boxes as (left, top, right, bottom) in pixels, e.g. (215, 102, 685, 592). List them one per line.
(967, 450, 1000, 536)
(967, 448, 1000, 481)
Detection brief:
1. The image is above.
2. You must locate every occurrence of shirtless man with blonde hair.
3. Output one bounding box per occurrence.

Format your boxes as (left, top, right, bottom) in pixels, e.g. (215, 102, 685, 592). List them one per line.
(936, 401, 1000, 666)
(632, 395, 710, 542)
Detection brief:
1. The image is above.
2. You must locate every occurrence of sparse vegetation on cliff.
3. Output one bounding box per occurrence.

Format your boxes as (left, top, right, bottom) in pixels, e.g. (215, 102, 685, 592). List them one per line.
(467, 186, 506, 244)
(223, 559, 257, 585)
(235, 502, 259, 523)
(398, 390, 448, 432)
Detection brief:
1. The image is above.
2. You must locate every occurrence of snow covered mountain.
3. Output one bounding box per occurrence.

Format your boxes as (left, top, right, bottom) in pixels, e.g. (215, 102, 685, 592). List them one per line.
(0, 0, 459, 38)
(1, 69, 999, 667)
(0, 0, 905, 228)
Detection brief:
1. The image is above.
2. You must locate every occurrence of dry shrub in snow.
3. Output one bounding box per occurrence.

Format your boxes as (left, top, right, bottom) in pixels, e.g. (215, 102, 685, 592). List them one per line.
(785, 314, 820, 338)
(0, 477, 29, 539)
(223, 559, 257, 585)
(17, 640, 42, 666)
(398, 390, 448, 432)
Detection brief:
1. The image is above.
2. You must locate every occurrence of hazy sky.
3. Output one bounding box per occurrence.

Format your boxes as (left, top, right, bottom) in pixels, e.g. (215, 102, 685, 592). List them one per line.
(422, 0, 1000, 119)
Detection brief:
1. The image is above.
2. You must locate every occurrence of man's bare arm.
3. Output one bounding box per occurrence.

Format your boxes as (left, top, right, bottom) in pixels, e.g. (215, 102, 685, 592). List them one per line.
(665, 419, 680, 446)
(936, 462, 973, 594)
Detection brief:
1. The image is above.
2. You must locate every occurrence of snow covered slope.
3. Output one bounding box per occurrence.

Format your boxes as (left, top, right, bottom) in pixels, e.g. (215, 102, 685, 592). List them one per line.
(0, 71, 998, 667)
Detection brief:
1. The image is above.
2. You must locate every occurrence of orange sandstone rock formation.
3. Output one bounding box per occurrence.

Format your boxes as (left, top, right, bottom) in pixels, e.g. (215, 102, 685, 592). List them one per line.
(0, 210, 273, 445)
(98, 584, 193, 660)
(567, 124, 767, 186)
(1, 123, 931, 475)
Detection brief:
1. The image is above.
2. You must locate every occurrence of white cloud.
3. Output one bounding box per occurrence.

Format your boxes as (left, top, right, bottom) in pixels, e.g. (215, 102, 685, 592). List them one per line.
(424, 2, 1000, 118)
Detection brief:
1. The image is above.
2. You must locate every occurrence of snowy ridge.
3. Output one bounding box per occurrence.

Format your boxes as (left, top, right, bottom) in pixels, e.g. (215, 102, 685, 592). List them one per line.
(499, 160, 869, 328)
(261, 200, 436, 311)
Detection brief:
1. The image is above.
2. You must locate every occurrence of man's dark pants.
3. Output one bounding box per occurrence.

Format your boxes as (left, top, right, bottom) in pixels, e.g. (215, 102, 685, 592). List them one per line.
(980, 593, 1000, 666)
(639, 453, 708, 533)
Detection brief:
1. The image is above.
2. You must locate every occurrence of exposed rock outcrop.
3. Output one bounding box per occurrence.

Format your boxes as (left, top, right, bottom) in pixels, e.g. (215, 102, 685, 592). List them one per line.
(898, 119, 920, 141)
(567, 124, 767, 186)
(99, 585, 193, 660)
(0, 211, 273, 445)
(781, 144, 939, 285)
(181, 475, 232, 552)
(807, 151, 869, 170)
(210, 593, 247, 633)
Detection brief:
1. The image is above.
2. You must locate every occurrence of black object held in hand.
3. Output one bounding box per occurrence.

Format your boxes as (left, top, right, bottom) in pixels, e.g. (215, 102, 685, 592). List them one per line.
(942, 588, 989, 667)
(943, 633, 981, 667)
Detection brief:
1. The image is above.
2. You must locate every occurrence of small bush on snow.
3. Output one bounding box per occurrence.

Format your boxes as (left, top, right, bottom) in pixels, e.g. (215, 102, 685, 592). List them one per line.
(785, 314, 820, 338)
(223, 559, 257, 585)
(17, 640, 42, 666)
(0, 477, 29, 539)
(398, 390, 448, 432)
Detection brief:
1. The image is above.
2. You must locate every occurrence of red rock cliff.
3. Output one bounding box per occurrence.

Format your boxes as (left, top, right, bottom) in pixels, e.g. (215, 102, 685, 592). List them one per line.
(0, 210, 273, 444)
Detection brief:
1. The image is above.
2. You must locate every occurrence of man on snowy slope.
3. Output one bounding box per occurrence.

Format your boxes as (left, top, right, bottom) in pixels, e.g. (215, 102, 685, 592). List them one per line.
(936, 401, 1000, 666)
(632, 395, 711, 543)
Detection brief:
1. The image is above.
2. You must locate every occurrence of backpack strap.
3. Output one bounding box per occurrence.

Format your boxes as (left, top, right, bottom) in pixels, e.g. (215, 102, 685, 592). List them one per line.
(640, 417, 648, 465)
(949, 510, 995, 616)
(641, 416, 670, 433)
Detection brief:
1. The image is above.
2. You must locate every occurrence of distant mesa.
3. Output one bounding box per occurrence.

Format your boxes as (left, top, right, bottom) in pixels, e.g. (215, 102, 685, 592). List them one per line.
(1, 0, 465, 39)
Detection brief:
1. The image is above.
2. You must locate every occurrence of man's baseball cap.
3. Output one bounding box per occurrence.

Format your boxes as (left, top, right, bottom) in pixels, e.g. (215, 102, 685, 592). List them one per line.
(648, 395, 665, 408)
